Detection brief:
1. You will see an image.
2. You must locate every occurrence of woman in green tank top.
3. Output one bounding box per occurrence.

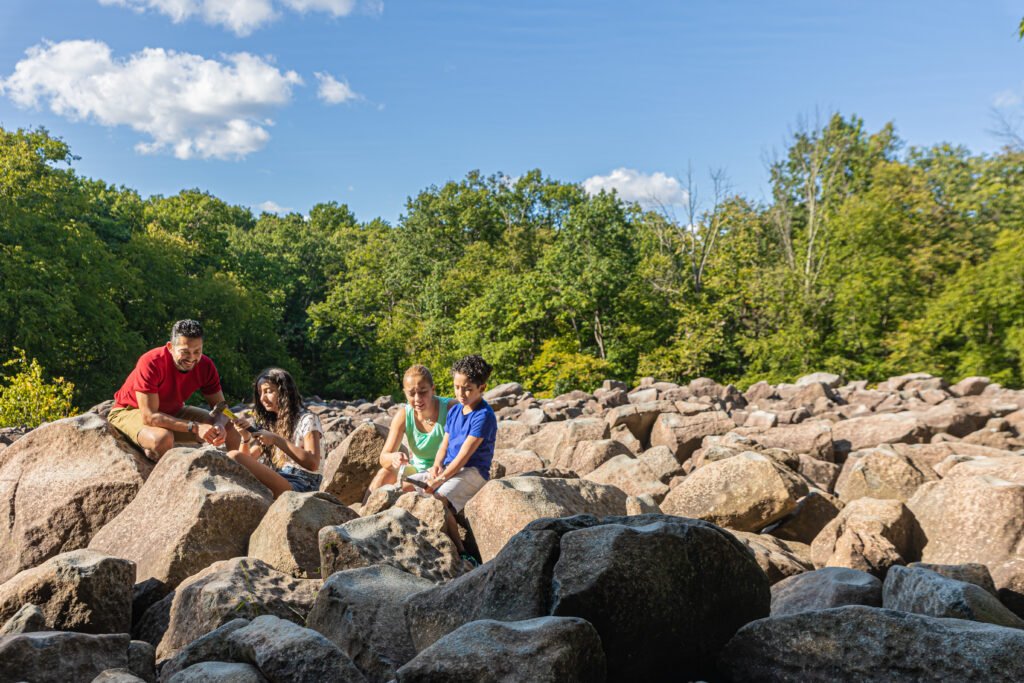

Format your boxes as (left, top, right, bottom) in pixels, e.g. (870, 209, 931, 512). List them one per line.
(366, 364, 452, 494)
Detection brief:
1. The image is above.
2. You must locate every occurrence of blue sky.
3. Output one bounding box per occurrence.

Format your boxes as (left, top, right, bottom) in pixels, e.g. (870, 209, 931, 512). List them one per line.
(1, 1, 1022, 224)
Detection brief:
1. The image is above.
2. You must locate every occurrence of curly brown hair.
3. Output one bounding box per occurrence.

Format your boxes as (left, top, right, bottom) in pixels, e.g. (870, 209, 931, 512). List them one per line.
(251, 367, 303, 469)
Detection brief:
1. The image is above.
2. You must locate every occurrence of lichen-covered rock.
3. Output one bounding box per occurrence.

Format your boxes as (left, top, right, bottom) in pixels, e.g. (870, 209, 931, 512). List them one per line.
(88, 448, 272, 587)
(248, 491, 357, 579)
(156, 557, 320, 660)
(490, 449, 545, 479)
(319, 508, 464, 583)
(395, 617, 605, 683)
(770, 567, 882, 616)
(660, 452, 808, 532)
(0, 549, 133, 634)
(719, 605, 1024, 682)
(0, 413, 152, 583)
(463, 477, 628, 562)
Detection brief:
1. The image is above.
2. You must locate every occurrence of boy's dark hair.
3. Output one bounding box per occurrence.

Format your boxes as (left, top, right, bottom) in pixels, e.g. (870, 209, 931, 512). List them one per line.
(452, 354, 493, 386)
(171, 319, 204, 342)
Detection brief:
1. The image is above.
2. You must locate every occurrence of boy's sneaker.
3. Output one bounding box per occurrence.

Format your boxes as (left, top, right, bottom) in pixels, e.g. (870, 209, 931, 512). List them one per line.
(460, 553, 479, 569)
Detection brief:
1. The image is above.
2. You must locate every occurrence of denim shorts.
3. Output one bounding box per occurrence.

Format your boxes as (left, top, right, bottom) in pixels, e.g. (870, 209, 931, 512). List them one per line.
(279, 465, 322, 493)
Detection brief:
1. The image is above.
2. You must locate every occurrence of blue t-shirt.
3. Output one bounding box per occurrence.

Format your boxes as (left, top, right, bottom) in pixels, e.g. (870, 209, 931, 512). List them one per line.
(442, 399, 497, 479)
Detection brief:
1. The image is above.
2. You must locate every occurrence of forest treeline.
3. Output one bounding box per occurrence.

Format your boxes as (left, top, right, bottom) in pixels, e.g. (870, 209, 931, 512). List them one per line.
(2, 113, 1024, 417)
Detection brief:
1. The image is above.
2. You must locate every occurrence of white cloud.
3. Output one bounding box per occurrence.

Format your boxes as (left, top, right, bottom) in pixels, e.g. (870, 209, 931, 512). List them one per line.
(993, 88, 1021, 109)
(0, 40, 303, 160)
(256, 200, 293, 214)
(99, 0, 378, 35)
(315, 72, 360, 104)
(582, 167, 687, 208)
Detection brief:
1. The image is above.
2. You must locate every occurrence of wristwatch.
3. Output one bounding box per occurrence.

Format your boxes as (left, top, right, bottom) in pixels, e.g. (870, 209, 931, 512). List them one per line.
(187, 421, 196, 435)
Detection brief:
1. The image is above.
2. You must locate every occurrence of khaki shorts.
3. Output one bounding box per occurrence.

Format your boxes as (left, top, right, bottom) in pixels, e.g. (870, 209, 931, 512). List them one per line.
(407, 466, 488, 513)
(108, 405, 209, 448)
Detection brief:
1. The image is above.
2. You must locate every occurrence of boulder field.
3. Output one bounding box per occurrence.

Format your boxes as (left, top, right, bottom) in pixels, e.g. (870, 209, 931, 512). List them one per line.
(2, 371, 1023, 681)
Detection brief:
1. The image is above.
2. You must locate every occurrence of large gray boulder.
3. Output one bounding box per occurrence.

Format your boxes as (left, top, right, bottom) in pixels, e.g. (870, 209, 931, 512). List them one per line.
(319, 508, 464, 583)
(156, 557, 320, 660)
(519, 418, 610, 467)
(0, 603, 46, 635)
(248, 491, 357, 579)
(0, 631, 146, 683)
(648, 411, 733, 461)
(88, 448, 272, 587)
(306, 565, 433, 683)
(660, 452, 808, 531)
(0, 413, 152, 583)
(227, 615, 366, 683)
(406, 514, 768, 682)
(719, 605, 1024, 681)
(831, 413, 930, 456)
(395, 617, 605, 683)
(0, 549, 133, 634)
(882, 565, 1024, 628)
(810, 497, 917, 577)
(582, 454, 669, 501)
(320, 422, 389, 505)
(770, 567, 882, 616)
(834, 448, 938, 503)
(463, 477, 628, 562)
(908, 465, 1024, 567)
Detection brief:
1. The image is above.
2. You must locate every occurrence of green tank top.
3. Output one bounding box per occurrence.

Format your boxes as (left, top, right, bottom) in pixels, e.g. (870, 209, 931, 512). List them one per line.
(404, 396, 452, 472)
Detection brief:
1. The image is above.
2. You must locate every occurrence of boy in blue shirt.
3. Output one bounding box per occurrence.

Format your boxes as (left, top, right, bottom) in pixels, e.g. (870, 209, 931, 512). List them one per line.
(406, 354, 497, 563)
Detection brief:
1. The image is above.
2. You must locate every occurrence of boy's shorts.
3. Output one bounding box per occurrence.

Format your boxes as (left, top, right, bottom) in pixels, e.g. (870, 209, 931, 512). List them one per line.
(407, 466, 487, 513)
(108, 404, 209, 449)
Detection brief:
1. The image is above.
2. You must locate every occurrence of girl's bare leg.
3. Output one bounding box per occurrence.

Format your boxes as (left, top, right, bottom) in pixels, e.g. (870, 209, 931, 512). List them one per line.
(226, 450, 292, 498)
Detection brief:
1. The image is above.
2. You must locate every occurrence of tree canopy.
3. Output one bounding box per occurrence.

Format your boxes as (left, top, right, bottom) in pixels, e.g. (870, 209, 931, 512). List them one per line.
(2, 119, 1023, 424)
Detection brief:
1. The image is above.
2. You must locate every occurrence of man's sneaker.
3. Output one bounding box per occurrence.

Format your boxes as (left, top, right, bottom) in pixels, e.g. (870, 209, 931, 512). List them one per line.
(460, 553, 479, 569)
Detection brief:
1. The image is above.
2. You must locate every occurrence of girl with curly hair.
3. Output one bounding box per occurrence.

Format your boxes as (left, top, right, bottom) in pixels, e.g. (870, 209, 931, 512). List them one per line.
(227, 367, 322, 498)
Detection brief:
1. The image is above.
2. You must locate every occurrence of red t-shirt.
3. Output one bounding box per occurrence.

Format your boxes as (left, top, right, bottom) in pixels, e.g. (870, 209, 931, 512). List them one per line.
(114, 345, 222, 415)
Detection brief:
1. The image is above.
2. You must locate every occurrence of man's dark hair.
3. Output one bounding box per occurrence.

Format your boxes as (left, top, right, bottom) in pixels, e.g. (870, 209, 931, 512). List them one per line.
(452, 354, 493, 386)
(171, 319, 204, 342)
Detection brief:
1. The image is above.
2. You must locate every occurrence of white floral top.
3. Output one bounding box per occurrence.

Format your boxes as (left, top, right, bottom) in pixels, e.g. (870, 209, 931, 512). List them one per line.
(257, 410, 323, 473)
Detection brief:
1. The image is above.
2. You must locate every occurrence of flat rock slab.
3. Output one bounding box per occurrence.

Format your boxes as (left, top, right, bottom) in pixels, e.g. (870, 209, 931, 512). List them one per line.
(770, 567, 882, 616)
(720, 605, 1024, 681)
(395, 617, 605, 683)
(882, 565, 1024, 628)
(0, 631, 138, 683)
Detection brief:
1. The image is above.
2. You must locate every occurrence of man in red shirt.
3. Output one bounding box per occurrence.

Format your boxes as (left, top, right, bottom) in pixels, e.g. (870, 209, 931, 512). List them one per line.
(108, 319, 241, 461)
